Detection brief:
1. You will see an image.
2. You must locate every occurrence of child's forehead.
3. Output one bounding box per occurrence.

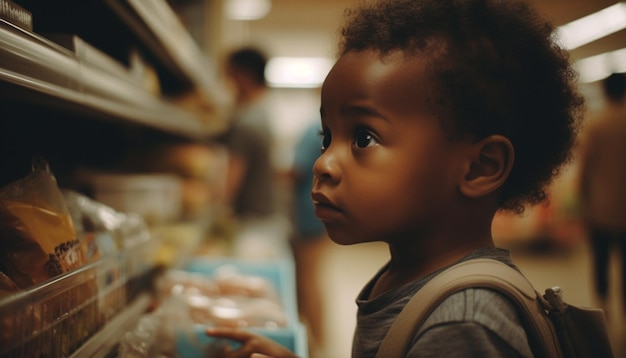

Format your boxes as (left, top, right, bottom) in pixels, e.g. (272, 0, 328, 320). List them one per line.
(320, 49, 443, 127)
(328, 50, 431, 86)
(322, 50, 437, 107)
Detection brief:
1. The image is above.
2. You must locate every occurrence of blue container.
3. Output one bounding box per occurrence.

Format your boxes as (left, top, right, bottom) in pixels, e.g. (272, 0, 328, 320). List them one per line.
(176, 258, 307, 357)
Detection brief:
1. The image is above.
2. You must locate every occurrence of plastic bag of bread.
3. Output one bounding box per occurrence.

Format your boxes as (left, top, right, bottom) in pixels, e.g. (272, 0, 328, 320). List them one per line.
(0, 157, 84, 288)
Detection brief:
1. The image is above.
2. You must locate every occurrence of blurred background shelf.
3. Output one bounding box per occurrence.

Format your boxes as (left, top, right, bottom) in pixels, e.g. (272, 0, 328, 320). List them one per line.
(106, 0, 224, 104)
(0, 1, 231, 356)
(0, 19, 210, 140)
(0, 0, 230, 190)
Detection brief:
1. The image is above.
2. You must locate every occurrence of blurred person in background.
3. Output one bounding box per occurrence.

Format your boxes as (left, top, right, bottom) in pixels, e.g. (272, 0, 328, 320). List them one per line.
(577, 72, 626, 315)
(218, 47, 287, 259)
(289, 119, 328, 357)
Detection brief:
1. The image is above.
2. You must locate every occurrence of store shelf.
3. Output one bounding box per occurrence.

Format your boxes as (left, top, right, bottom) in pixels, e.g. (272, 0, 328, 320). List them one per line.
(0, 0, 231, 356)
(0, 233, 158, 358)
(69, 293, 153, 358)
(0, 19, 211, 140)
(105, 0, 222, 101)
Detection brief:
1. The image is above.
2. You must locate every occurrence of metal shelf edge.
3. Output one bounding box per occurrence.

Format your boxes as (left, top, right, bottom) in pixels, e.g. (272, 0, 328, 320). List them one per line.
(69, 293, 153, 358)
(0, 20, 212, 140)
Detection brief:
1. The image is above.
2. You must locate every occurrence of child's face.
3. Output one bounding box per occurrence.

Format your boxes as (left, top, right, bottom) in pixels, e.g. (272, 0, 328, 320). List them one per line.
(313, 50, 472, 246)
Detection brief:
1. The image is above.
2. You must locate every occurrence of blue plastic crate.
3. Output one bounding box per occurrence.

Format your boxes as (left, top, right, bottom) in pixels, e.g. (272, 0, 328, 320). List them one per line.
(183, 258, 299, 326)
(178, 258, 307, 357)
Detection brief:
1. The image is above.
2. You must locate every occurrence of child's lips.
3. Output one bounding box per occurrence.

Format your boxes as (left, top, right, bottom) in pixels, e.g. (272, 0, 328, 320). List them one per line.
(311, 191, 337, 208)
(311, 192, 343, 220)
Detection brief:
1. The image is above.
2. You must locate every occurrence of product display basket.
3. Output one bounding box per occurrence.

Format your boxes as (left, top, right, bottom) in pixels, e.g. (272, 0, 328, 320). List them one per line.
(0, 237, 157, 358)
(176, 257, 308, 358)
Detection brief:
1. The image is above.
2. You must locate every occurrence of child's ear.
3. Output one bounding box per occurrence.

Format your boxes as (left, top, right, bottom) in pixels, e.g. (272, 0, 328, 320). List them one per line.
(460, 135, 514, 198)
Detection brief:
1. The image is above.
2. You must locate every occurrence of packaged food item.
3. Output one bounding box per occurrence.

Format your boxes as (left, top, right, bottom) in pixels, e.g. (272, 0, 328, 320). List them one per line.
(0, 157, 84, 288)
(157, 268, 287, 329)
(63, 189, 113, 262)
(89, 173, 183, 226)
(213, 264, 277, 299)
(120, 142, 229, 220)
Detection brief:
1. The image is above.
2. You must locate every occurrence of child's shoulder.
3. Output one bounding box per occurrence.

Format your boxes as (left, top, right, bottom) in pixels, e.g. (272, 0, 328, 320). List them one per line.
(414, 287, 533, 356)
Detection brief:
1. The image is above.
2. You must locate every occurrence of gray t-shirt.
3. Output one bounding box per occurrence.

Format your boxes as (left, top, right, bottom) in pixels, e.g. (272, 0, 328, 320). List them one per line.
(223, 95, 277, 219)
(352, 247, 534, 358)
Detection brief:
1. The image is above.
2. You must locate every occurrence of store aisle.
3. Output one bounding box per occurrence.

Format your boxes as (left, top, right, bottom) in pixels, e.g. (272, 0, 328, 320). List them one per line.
(315, 239, 625, 358)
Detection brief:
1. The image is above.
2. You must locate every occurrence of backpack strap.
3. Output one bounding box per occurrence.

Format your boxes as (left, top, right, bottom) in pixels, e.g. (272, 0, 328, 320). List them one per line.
(374, 258, 563, 358)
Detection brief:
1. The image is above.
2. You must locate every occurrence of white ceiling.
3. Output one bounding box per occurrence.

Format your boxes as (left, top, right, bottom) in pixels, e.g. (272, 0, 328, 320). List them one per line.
(220, 0, 626, 64)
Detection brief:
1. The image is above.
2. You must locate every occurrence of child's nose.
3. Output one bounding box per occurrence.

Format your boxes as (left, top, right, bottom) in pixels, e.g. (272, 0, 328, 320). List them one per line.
(313, 149, 340, 184)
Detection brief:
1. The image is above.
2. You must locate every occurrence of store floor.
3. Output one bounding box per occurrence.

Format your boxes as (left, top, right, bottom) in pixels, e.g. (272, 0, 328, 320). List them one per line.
(313, 238, 626, 358)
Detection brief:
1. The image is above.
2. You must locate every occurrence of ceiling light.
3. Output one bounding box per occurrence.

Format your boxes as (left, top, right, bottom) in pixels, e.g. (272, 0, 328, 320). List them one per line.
(265, 57, 335, 88)
(225, 0, 271, 20)
(575, 47, 626, 83)
(555, 2, 626, 50)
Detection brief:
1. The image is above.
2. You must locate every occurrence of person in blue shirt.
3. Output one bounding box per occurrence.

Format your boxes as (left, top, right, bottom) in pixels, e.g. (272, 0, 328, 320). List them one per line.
(290, 120, 329, 356)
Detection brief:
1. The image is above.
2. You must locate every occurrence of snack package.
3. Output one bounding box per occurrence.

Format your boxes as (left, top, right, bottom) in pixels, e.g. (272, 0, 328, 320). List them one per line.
(63, 189, 118, 262)
(157, 268, 288, 329)
(0, 157, 85, 288)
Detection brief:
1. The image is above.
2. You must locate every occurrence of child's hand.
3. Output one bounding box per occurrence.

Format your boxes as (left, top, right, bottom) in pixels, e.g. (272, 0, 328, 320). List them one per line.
(205, 327, 299, 358)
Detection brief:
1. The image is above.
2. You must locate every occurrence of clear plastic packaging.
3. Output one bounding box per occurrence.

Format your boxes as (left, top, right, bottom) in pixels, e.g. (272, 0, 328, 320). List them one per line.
(0, 178, 157, 357)
(173, 258, 308, 357)
(0, 158, 85, 289)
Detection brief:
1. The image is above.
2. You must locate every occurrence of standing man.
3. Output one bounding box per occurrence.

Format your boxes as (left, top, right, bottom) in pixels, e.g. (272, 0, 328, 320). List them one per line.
(220, 47, 286, 259)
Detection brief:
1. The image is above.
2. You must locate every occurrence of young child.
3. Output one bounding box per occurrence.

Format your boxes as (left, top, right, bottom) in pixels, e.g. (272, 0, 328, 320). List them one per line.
(206, 0, 584, 356)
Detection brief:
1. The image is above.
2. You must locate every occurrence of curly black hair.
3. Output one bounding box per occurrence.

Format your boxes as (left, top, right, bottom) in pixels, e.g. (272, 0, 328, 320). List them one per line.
(339, 0, 585, 213)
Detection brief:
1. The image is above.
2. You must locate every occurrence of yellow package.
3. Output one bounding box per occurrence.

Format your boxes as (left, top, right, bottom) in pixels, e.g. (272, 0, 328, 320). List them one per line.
(0, 158, 84, 288)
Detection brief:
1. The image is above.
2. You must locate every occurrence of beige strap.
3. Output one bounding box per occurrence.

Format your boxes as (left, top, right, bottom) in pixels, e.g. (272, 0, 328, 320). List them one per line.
(374, 258, 562, 358)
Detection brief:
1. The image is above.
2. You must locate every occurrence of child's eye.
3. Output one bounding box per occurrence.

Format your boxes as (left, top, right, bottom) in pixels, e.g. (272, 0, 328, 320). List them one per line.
(354, 128, 377, 148)
(320, 130, 331, 151)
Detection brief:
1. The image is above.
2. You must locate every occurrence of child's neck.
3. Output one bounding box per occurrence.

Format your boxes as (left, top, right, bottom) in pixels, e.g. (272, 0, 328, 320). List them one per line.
(369, 224, 495, 299)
